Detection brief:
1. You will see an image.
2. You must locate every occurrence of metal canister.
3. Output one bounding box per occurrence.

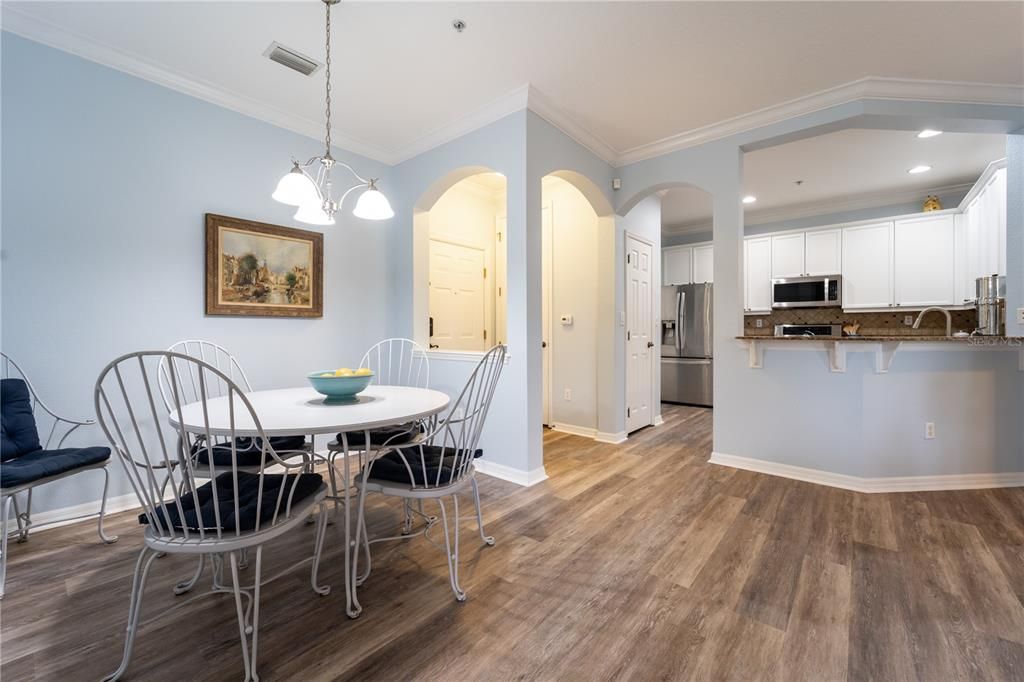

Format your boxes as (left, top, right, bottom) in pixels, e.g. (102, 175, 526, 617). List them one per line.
(975, 274, 1006, 335)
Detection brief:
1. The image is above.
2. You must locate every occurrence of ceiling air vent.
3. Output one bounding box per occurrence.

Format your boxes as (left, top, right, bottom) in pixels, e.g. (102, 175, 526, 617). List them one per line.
(263, 42, 322, 76)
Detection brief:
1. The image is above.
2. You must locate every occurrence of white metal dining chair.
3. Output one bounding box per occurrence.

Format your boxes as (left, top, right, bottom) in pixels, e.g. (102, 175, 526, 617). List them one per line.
(95, 351, 330, 682)
(1, 353, 118, 599)
(352, 344, 505, 602)
(327, 338, 432, 530)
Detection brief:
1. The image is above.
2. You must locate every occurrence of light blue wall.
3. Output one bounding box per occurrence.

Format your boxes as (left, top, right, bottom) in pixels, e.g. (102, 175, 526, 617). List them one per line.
(619, 98, 1024, 479)
(1007, 134, 1024, 337)
(1, 33, 396, 513)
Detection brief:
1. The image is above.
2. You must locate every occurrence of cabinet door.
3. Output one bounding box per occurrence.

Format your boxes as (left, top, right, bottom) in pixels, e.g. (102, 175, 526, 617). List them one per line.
(662, 246, 692, 285)
(842, 222, 893, 309)
(894, 214, 955, 307)
(744, 237, 772, 313)
(692, 244, 714, 283)
(991, 168, 1007, 276)
(804, 229, 842, 276)
(771, 233, 805, 278)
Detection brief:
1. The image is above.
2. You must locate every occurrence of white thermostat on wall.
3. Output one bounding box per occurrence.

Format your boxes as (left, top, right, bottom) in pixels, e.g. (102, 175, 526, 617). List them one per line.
(560, 314, 574, 326)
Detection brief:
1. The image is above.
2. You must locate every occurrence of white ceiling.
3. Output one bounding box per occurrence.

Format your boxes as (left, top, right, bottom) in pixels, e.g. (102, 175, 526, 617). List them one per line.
(4, 1, 1022, 165)
(660, 129, 1007, 233)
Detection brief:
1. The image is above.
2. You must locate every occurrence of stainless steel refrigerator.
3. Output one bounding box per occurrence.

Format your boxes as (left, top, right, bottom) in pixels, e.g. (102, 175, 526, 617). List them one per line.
(661, 283, 713, 407)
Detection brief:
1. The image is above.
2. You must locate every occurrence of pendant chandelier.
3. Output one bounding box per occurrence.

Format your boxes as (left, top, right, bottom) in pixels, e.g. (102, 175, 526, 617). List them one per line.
(272, 0, 393, 225)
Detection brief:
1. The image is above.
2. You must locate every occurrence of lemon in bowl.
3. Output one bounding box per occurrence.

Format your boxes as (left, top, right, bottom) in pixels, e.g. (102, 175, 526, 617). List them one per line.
(307, 367, 374, 400)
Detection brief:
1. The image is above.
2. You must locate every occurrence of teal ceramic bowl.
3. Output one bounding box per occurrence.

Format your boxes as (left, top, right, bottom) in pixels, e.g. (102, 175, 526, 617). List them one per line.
(307, 370, 374, 400)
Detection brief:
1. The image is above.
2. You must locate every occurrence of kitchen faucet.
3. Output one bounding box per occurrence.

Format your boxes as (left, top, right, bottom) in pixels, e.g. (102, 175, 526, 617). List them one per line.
(912, 307, 952, 337)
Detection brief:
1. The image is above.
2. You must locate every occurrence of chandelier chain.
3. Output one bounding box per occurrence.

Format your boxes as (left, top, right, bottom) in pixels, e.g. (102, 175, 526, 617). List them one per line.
(324, 0, 332, 156)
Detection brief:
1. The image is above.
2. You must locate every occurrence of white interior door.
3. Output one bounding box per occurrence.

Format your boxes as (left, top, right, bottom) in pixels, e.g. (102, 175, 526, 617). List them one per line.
(429, 239, 486, 351)
(541, 205, 553, 426)
(625, 234, 653, 434)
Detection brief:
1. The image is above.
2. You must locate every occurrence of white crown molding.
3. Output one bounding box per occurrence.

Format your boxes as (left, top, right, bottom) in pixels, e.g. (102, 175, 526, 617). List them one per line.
(1, 5, 396, 164)
(661, 180, 975, 235)
(389, 85, 531, 165)
(710, 451, 1024, 494)
(525, 86, 619, 165)
(5, 9, 1022, 171)
(617, 77, 1024, 167)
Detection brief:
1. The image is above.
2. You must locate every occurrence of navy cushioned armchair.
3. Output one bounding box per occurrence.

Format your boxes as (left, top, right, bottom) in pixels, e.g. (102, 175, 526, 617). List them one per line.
(0, 353, 118, 598)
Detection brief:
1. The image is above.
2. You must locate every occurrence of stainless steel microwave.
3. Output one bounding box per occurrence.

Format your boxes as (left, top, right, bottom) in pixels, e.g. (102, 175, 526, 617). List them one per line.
(771, 275, 842, 309)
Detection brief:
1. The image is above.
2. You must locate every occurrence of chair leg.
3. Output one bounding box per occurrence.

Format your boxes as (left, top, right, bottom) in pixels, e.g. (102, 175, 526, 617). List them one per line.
(311, 504, 330, 596)
(174, 555, 205, 595)
(352, 483, 371, 588)
(14, 490, 31, 543)
(437, 495, 466, 602)
(401, 499, 414, 535)
(470, 476, 495, 546)
(0, 495, 13, 599)
(228, 550, 260, 682)
(97, 466, 119, 544)
(103, 546, 159, 682)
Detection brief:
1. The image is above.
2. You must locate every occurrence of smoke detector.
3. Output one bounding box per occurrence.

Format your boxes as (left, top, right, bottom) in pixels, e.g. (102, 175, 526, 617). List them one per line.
(263, 41, 322, 76)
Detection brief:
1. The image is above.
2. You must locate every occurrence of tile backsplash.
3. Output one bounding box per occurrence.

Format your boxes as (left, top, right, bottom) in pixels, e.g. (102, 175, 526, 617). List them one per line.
(743, 307, 978, 337)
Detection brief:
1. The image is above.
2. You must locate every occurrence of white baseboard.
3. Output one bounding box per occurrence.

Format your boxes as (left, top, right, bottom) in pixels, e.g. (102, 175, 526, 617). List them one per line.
(653, 415, 665, 426)
(550, 423, 598, 439)
(595, 430, 627, 444)
(709, 451, 1024, 494)
(4, 492, 140, 536)
(474, 460, 548, 487)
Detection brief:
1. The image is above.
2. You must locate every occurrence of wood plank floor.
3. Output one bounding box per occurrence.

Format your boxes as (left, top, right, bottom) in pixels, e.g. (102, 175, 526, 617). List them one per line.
(5, 404, 1024, 680)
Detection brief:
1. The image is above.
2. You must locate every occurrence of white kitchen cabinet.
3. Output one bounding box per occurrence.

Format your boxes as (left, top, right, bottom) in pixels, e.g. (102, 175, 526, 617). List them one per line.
(959, 164, 1007, 300)
(744, 237, 772, 313)
(692, 244, 714, 283)
(804, 229, 842, 276)
(894, 214, 956, 307)
(842, 221, 893, 309)
(770, 233, 805, 278)
(663, 246, 692, 285)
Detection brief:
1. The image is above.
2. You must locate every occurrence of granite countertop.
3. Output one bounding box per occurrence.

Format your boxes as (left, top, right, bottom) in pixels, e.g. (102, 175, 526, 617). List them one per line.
(737, 335, 1024, 343)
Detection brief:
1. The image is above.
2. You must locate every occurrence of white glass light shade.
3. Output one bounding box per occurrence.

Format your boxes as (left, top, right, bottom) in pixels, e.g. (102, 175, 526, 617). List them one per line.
(272, 167, 319, 206)
(293, 200, 335, 226)
(352, 188, 394, 220)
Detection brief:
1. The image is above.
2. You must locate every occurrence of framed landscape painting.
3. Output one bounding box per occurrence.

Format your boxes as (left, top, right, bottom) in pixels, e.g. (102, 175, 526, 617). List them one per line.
(205, 214, 323, 317)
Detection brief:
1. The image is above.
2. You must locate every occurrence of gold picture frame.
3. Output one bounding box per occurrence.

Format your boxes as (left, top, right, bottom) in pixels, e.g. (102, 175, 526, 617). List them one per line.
(205, 213, 323, 318)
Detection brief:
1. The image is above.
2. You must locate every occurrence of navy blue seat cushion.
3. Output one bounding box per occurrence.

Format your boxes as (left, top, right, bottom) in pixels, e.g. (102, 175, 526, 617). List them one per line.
(1, 446, 110, 489)
(366, 444, 483, 486)
(1, 379, 42, 462)
(336, 422, 421, 449)
(191, 435, 308, 467)
(140, 471, 323, 532)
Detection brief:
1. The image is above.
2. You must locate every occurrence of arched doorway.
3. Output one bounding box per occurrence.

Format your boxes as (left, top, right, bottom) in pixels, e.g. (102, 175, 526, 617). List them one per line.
(412, 167, 508, 353)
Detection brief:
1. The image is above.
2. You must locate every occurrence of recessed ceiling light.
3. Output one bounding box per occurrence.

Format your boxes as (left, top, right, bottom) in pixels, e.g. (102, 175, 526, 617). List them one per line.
(742, 195, 757, 204)
(917, 129, 943, 138)
(908, 165, 932, 174)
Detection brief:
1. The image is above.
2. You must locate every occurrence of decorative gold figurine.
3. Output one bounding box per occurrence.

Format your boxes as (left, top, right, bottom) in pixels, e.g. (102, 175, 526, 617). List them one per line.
(922, 195, 942, 212)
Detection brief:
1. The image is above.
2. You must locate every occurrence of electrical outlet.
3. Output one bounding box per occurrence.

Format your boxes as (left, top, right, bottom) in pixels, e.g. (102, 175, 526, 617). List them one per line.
(924, 422, 936, 440)
(755, 319, 764, 328)
(1017, 308, 1024, 325)
(563, 388, 572, 401)
(903, 315, 914, 326)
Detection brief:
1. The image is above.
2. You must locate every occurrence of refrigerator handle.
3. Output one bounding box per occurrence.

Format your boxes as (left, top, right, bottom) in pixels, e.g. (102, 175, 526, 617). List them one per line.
(677, 290, 686, 353)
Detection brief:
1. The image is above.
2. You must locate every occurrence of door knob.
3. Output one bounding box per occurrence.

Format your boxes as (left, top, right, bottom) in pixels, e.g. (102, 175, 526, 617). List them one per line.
(647, 341, 654, 348)
(542, 341, 547, 348)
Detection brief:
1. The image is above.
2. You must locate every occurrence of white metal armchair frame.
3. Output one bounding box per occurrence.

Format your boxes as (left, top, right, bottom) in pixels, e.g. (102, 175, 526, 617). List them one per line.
(0, 352, 117, 599)
(96, 351, 330, 682)
(352, 344, 505, 602)
(327, 338, 433, 528)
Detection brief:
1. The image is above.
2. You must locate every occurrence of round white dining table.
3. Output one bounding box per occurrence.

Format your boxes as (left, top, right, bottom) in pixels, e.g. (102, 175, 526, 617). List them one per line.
(168, 385, 450, 619)
(168, 385, 450, 437)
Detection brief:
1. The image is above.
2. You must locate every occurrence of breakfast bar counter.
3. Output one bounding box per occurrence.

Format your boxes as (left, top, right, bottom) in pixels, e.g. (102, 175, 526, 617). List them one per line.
(735, 335, 1024, 372)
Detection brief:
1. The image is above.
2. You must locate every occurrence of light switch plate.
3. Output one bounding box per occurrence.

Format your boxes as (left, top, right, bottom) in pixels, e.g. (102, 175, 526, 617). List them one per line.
(755, 319, 764, 328)
(1017, 308, 1024, 325)
(903, 315, 914, 326)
